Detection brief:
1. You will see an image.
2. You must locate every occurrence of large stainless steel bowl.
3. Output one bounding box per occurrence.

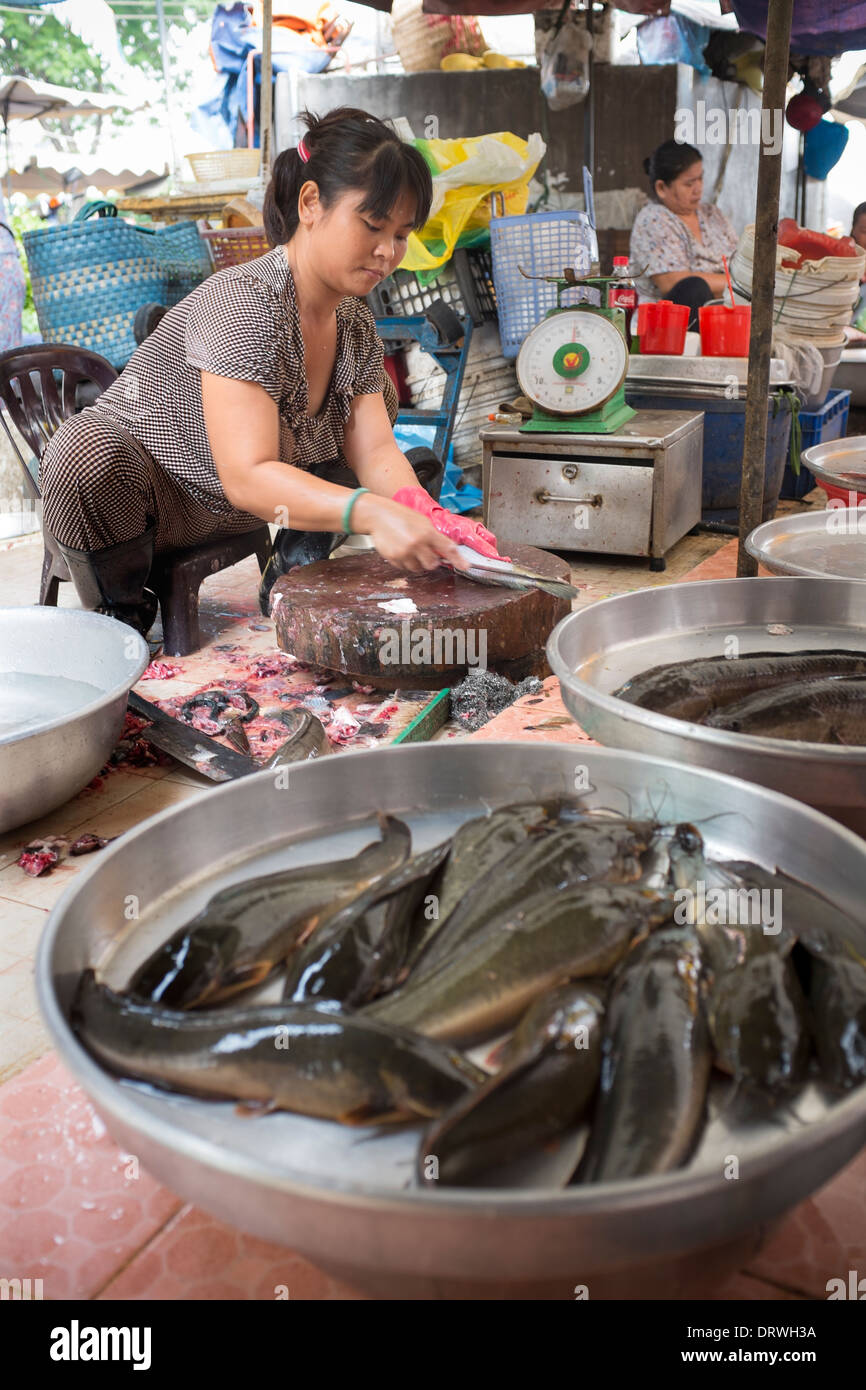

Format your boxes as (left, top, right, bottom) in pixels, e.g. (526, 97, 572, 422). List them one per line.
(801, 435, 866, 492)
(37, 743, 866, 1300)
(547, 577, 866, 834)
(0, 607, 149, 833)
(745, 509, 865, 579)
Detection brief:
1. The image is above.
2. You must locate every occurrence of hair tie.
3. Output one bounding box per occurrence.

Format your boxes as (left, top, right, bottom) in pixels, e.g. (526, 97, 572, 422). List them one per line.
(298, 137, 310, 163)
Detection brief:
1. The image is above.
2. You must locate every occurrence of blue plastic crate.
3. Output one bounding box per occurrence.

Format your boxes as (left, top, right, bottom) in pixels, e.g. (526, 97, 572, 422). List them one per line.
(489, 209, 590, 359)
(780, 388, 852, 500)
(624, 385, 791, 521)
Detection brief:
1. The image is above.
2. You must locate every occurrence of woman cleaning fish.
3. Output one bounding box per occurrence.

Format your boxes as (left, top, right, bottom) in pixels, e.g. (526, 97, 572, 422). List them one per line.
(38, 108, 508, 637)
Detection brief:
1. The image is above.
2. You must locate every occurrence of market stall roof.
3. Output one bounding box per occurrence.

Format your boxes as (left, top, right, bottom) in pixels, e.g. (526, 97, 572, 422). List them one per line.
(0, 75, 144, 124)
(415, 0, 866, 52)
(6, 157, 167, 195)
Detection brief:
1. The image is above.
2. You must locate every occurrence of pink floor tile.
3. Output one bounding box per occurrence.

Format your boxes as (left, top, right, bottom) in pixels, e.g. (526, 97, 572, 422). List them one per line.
(468, 676, 597, 744)
(0, 1054, 182, 1299)
(675, 538, 739, 584)
(705, 1271, 807, 1301)
(99, 1206, 366, 1301)
(743, 1149, 866, 1299)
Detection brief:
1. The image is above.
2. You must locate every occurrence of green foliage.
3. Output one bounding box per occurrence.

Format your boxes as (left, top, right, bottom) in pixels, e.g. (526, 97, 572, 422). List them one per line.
(0, 4, 215, 91)
(0, 12, 105, 90)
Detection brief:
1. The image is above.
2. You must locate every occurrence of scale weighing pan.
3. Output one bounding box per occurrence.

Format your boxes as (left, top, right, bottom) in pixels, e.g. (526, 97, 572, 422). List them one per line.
(745, 509, 865, 580)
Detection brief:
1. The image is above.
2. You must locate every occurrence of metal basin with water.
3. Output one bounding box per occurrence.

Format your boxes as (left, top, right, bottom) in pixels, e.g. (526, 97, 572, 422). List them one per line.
(0, 607, 149, 833)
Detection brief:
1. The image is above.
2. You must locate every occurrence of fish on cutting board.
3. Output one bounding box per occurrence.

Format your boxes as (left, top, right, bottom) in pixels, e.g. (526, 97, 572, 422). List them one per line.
(449, 545, 579, 600)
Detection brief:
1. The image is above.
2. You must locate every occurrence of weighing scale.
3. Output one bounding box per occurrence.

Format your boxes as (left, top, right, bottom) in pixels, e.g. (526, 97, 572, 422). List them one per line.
(515, 268, 636, 435)
(482, 265, 703, 568)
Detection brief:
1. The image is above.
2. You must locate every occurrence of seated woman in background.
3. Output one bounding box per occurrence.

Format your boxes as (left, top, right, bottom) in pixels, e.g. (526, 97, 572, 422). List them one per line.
(630, 140, 739, 330)
(850, 202, 866, 339)
(0, 217, 26, 354)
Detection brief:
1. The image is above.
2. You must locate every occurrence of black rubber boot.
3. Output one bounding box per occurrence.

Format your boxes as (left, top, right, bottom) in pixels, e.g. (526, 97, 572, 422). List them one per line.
(405, 445, 445, 501)
(56, 528, 159, 638)
(258, 528, 340, 616)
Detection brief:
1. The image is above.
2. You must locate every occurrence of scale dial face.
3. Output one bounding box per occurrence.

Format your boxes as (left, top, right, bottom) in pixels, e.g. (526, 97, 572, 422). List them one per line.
(517, 310, 629, 416)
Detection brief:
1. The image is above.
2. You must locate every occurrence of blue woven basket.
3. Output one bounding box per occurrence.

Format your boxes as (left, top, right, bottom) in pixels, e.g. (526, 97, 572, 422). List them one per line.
(23, 201, 211, 369)
(489, 208, 590, 359)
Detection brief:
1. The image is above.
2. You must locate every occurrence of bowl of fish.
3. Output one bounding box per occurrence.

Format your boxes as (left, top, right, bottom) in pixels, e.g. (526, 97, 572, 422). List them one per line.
(0, 607, 149, 834)
(37, 742, 866, 1300)
(548, 576, 866, 835)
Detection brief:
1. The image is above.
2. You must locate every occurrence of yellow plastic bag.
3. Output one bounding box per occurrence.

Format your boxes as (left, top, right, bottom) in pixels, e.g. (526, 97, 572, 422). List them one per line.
(402, 131, 545, 274)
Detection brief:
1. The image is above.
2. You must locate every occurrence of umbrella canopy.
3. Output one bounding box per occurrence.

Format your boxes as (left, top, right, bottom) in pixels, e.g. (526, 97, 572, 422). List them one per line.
(6, 159, 167, 195)
(0, 76, 144, 125)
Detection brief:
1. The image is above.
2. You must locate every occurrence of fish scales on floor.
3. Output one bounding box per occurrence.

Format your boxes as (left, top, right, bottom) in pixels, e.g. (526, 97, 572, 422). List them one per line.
(72, 802, 866, 1189)
(614, 650, 866, 745)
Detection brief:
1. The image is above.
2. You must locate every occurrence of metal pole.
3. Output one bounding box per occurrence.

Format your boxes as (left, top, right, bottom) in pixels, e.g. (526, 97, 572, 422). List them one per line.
(736, 0, 794, 577)
(260, 0, 273, 180)
(155, 0, 180, 183)
(584, 3, 595, 185)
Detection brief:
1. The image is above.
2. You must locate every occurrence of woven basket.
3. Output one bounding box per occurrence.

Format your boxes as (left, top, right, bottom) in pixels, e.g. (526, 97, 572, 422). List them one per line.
(390, 0, 486, 73)
(23, 200, 211, 369)
(202, 226, 270, 270)
(186, 149, 262, 183)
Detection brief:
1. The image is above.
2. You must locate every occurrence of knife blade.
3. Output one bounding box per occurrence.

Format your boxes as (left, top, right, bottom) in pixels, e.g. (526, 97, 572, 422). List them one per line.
(451, 544, 579, 600)
(128, 692, 258, 781)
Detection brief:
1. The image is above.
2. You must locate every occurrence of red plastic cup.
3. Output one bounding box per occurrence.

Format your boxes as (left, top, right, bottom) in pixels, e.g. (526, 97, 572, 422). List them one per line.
(636, 300, 689, 355)
(699, 304, 751, 356)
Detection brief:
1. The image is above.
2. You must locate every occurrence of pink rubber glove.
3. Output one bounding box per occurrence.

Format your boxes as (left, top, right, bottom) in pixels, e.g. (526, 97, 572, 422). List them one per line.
(392, 486, 508, 561)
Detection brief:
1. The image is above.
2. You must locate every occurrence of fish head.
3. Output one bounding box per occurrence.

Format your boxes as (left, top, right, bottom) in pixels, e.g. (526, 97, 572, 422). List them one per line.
(672, 823, 704, 855)
(127, 924, 243, 1008)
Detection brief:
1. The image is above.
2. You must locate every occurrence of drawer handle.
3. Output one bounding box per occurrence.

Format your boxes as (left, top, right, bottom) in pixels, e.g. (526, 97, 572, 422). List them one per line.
(535, 490, 603, 507)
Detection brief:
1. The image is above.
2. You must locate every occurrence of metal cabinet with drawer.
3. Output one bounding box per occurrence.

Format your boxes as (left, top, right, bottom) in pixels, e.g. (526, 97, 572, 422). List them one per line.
(480, 410, 703, 570)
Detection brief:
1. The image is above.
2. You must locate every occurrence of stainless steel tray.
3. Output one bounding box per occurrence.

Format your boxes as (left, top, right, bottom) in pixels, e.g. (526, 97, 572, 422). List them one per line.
(0, 608, 149, 833)
(547, 577, 866, 834)
(802, 435, 866, 491)
(37, 743, 866, 1299)
(746, 510, 866, 579)
(627, 355, 793, 391)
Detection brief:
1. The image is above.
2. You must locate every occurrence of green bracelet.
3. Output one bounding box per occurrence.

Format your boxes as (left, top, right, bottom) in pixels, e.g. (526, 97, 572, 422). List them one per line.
(341, 487, 370, 535)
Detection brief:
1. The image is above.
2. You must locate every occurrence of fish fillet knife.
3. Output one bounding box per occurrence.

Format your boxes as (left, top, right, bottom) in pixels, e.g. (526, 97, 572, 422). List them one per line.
(128, 692, 258, 781)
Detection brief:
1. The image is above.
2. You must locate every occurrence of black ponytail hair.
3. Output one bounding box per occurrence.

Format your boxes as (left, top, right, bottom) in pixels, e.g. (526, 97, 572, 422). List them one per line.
(643, 140, 702, 198)
(852, 202, 866, 231)
(263, 106, 433, 246)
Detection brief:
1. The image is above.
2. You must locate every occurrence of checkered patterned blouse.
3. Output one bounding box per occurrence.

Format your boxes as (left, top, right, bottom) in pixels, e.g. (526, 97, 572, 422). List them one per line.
(92, 245, 386, 517)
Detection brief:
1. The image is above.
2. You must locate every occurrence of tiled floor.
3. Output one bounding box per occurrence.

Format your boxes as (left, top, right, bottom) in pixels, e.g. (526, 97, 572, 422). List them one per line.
(3, 497, 862, 1301)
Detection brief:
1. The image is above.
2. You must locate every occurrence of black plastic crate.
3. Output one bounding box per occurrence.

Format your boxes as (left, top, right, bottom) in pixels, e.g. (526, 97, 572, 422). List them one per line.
(367, 248, 496, 327)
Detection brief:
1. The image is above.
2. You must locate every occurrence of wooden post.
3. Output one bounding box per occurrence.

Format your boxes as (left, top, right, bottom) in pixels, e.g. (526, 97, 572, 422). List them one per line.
(260, 0, 273, 180)
(737, 0, 794, 576)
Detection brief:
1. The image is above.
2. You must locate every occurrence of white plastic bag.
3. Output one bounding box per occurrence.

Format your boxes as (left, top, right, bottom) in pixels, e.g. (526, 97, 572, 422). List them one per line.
(540, 14, 593, 111)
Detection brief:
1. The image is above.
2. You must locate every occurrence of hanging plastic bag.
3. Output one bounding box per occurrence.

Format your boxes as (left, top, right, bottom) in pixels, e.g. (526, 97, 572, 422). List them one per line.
(402, 131, 545, 274)
(540, 10, 592, 111)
